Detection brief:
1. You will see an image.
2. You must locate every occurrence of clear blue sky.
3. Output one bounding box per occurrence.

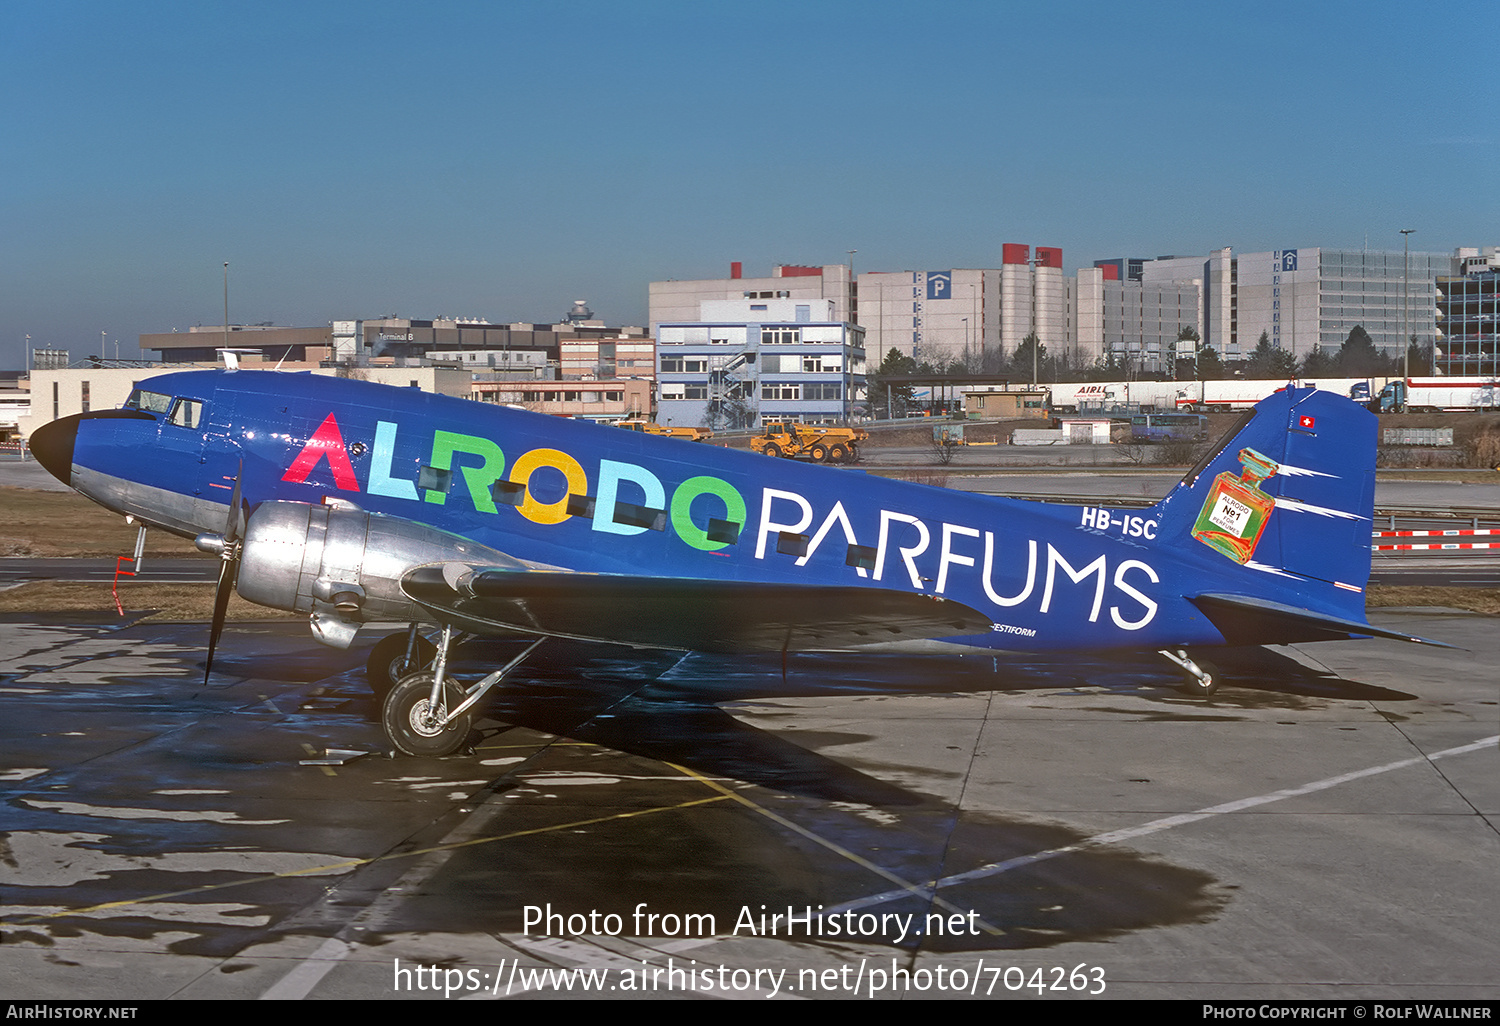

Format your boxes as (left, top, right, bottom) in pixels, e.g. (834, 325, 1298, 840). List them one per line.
(2, 0, 1493, 368)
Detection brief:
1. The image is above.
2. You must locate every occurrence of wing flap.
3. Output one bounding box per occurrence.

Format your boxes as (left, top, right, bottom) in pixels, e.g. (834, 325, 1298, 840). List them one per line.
(1190, 592, 1456, 648)
(402, 564, 994, 652)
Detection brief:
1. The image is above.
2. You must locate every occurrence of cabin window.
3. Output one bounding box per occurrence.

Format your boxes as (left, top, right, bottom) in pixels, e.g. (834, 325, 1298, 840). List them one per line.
(125, 389, 173, 415)
(167, 398, 202, 428)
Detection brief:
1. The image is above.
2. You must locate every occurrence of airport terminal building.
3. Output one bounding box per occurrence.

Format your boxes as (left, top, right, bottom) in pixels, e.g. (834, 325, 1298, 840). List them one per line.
(140, 315, 649, 369)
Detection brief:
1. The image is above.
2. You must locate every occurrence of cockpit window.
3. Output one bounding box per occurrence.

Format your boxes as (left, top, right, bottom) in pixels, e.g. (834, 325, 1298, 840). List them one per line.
(125, 389, 173, 415)
(167, 398, 203, 429)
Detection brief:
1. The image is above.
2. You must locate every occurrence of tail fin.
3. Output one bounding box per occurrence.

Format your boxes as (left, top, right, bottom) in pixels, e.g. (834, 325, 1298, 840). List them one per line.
(1155, 385, 1376, 625)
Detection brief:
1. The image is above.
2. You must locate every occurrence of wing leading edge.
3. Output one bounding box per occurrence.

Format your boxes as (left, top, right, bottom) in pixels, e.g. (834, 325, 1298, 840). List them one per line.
(401, 564, 995, 652)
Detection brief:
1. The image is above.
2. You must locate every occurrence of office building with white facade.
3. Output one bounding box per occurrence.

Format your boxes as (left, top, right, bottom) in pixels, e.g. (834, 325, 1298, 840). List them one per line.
(1110, 247, 1462, 365)
(655, 297, 865, 429)
(1097, 276, 1202, 375)
(857, 268, 999, 367)
(1000, 244, 1067, 356)
(856, 245, 1070, 368)
(1308, 248, 1449, 357)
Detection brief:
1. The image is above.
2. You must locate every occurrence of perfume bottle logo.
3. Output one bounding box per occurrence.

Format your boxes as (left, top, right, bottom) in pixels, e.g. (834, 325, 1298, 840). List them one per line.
(1192, 448, 1279, 564)
(1206, 492, 1253, 537)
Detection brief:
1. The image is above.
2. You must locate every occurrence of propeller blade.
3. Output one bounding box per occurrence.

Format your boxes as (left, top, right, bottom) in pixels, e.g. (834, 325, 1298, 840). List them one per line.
(224, 459, 244, 543)
(205, 461, 245, 684)
(204, 549, 238, 684)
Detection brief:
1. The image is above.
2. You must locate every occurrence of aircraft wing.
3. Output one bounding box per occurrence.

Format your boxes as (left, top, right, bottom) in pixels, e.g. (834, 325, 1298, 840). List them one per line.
(400, 564, 995, 652)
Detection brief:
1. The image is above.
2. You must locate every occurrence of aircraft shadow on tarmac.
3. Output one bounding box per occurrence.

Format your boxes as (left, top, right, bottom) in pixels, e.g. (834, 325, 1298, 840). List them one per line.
(109, 620, 1413, 813)
(421, 638, 1420, 800)
(217, 632, 1419, 811)
(315, 637, 1258, 952)
(25, 625, 1414, 956)
(338, 638, 1419, 951)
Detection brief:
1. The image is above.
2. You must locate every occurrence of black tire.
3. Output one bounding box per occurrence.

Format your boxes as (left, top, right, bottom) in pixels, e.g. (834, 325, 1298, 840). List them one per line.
(1179, 658, 1221, 697)
(382, 672, 472, 757)
(809, 443, 829, 463)
(829, 443, 849, 463)
(765, 443, 782, 458)
(366, 632, 436, 699)
(846, 443, 860, 463)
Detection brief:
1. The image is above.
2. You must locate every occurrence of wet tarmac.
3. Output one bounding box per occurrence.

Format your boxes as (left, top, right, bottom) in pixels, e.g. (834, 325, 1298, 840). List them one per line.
(0, 611, 1495, 1000)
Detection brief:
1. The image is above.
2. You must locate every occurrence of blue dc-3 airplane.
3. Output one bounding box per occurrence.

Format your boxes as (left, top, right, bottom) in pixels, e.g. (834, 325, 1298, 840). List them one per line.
(28, 369, 1440, 757)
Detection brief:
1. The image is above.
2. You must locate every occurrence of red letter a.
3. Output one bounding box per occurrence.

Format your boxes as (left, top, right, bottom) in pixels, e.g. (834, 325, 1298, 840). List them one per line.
(282, 412, 359, 491)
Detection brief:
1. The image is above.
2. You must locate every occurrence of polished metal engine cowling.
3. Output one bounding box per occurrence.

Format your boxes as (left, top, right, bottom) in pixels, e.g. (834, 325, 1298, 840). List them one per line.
(236, 500, 524, 627)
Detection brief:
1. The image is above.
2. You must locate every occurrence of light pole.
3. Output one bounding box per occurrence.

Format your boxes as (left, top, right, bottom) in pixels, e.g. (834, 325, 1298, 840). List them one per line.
(1399, 230, 1414, 379)
(1287, 263, 1295, 374)
(223, 261, 230, 358)
(845, 250, 857, 425)
(1028, 254, 1045, 389)
(970, 282, 979, 361)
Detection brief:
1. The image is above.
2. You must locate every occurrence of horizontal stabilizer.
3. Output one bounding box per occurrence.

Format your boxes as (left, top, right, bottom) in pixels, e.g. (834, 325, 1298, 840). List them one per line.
(1190, 593, 1455, 648)
(402, 564, 994, 652)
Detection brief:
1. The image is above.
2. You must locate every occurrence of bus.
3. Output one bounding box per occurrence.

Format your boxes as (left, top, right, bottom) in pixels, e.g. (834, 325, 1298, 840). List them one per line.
(1130, 413, 1208, 443)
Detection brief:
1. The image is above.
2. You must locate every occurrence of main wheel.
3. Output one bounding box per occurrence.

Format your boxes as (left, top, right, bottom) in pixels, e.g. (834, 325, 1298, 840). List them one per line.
(1179, 658, 1221, 697)
(382, 672, 473, 757)
(809, 443, 829, 463)
(845, 442, 860, 463)
(764, 443, 782, 458)
(829, 443, 849, 463)
(366, 633, 436, 699)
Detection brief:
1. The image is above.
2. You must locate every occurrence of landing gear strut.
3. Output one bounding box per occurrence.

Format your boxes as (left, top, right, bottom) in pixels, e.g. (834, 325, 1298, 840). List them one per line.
(366, 625, 437, 699)
(379, 625, 545, 757)
(1158, 648, 1221, 697)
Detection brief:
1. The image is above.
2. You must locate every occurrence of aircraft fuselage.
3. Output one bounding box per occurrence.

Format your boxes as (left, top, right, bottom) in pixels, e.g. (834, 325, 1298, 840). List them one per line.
(37, 369, 1370, 656)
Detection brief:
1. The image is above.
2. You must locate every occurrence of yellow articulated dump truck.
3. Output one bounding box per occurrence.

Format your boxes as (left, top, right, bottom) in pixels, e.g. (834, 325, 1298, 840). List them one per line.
(750, 421, 869, 464)
(615, 419, 713, 442)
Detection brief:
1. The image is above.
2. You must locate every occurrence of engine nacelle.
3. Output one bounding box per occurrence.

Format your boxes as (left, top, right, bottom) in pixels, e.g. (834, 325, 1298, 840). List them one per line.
(236, 500, 525, 646)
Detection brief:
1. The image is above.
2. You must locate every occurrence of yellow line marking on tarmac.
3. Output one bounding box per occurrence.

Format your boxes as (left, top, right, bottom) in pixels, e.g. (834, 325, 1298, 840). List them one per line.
(474, 739, 595, 751)
(667, 762, 1003, 937)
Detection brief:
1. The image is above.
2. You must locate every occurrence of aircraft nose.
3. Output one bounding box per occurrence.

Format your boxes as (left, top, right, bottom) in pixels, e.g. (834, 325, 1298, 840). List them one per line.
(28, 413, 81, 487)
